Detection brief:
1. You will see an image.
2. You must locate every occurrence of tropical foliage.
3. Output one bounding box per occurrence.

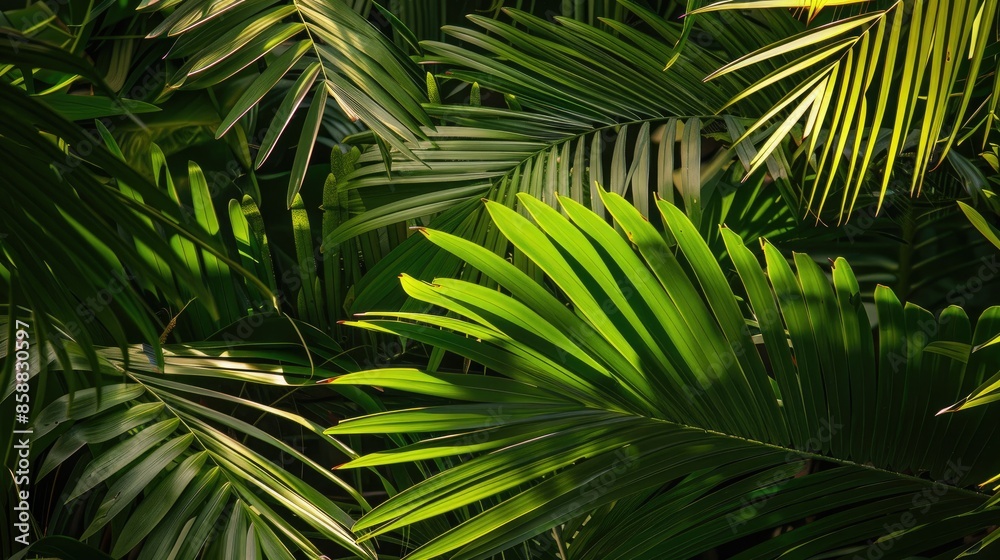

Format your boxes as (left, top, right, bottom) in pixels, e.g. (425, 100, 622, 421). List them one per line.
(1, 0, 999, 559)
(331, 189, 1000, 559)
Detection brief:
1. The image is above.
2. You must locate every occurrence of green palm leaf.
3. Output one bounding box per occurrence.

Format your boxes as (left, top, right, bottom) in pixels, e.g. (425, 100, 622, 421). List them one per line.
(329, 190, 1000, 559)
(931, 193, 1000, 414)
(2, 314, 375, 559)
(142, 0, 431, 206)
(0, 79, 269, 373)
(322, 6, 808, 312)
(692, 0, 1000, 220)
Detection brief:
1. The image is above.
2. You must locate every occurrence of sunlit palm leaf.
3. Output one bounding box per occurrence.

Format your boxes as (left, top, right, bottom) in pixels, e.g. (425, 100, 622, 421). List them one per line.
(1, 314, 375, 559)
(323, 6, 806, 312)
(693, 0, 1000, 220)
(329, 191, 1000, 559)
(142, 0, 431, 205)
(0, 79, 270, 374)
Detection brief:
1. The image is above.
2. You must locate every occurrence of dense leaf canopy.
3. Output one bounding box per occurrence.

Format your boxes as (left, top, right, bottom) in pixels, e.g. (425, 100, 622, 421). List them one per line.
(1, 1, 999, 559)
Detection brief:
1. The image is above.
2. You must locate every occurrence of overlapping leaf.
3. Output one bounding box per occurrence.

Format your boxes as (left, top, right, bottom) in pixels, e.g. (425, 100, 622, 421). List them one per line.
(143, 0, 431, 206)
(693, 0, 1000, 220)
(0, 79, 267, 374)
(2, 318, 374, 560)
(329, 191, 1000, 559)
(324, 6, 805, 312)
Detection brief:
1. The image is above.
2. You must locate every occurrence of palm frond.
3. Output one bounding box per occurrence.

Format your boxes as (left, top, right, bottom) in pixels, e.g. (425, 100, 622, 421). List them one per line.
(931, 192, 1000, 413)
(0, 78, 272, 375)
(692, 0, 1000, 220)
(2, 314, 376, 559)
(319, 6, 808, 311)
(142, 0, 432, 205)
(329, 190, 1000, 559)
